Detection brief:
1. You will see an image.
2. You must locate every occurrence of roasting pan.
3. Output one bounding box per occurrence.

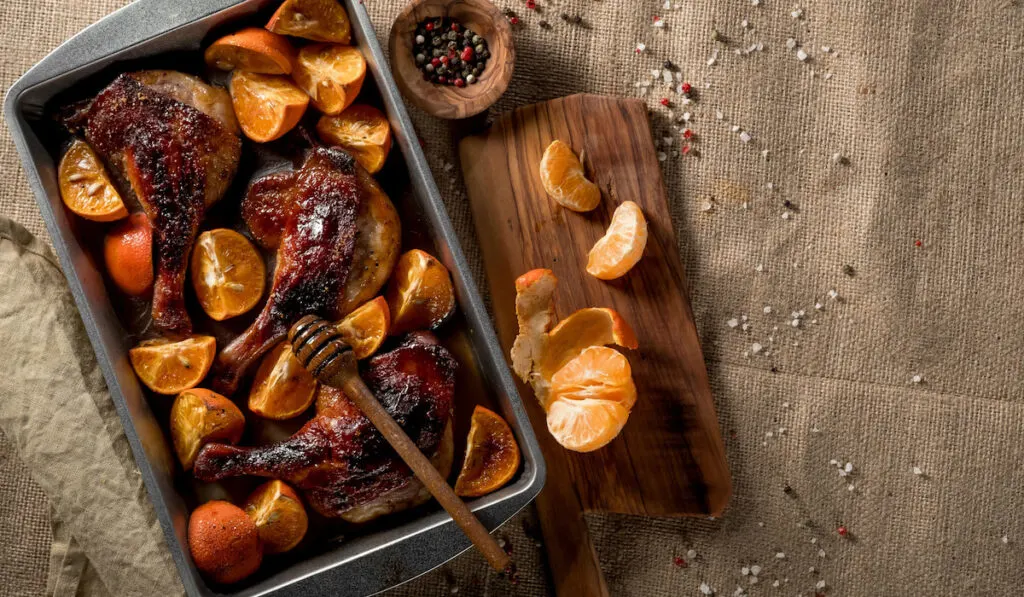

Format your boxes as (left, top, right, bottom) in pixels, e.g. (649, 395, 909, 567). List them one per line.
(4, 0, 545, 594)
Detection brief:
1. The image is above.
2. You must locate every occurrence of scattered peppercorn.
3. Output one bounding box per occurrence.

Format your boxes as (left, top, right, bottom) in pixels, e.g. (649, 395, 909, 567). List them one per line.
(783, 484, 794, 495)
(682, 129, 693, 139)
(837, 525, 848, 536)
(672, 556, 688, 568)
(660, 98, 670, 106)
(525, 0, 536, 9)
(539, 19, 551, 29)
(842, 264, 855, 277)
(663, 60, 677, 71)
(681, 82, 692, 94)
(413, 17, 489, 86)
(510, 16, 520, 24)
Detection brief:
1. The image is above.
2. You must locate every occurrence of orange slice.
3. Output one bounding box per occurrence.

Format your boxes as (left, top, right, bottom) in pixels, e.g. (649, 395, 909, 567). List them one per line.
(336, 296, 390, 359)
(58, 139, 128, 222)
(229, 71, 309, 142)
(539, 140, 601, 212)
(243, 480, 309, 554)
(104, 213, 154, 297)
(248, 341, 318, 419)
(385, 249, 456, 335)
(169, 388, 245, 471)
(546, 346, 636, 452)
(587, 201, 648, 280)
(266, 0, 351, 43)
(540, 307, 638, 380)
(292, 44, 366, 115)
(190, 228, 266, 321)
(316, 104, 392, 173)
(129, 336, 216, 395)
(204, 27, 297, 75)
(454, 406, 520, 497)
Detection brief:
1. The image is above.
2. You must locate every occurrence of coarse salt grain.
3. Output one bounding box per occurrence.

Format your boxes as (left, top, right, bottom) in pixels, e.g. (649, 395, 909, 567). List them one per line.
(796, 49, 809, 61)
(750, 565, 761, 576)
(731, 125, 740, 132)
(682, 112, 692, 121)
(740, 131, 752, 143)
(829, 459, 838, 465)
(844, 462, 853, 473)
(818, 549, 826, 557)
(791, 7, 803, 18)
(755, 264, 764, 272)
(911, 374, 923, 384)
(828, 289, 839, 299)
(810, 537, 817, 544)
(741, 567, 750, 576)
(751, 342, 763, 354)
(749, 577, 758, 585)
(700, 582, 713, 595)
(786, 38, 797, 50)
(658, 152, 667, 162)
(1002, 535, 1009, 544)
(635, 42, 647, 53)
(782, 212, 791, 220)
(791, 319, 800, 327)
(913, 466, 923, 475)
(775, 552, 785, 559)
(727, 318, 740, 328)
(764, 306, 772, 314)
(772, 581, 779, 587)
(783, 401, 790, 408)
(816, 581, 826, 589)
(688, 549, 698, 559)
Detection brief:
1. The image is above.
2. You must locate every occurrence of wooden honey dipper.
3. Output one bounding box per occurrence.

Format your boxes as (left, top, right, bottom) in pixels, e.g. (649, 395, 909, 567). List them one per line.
(288, 315, 512, 572)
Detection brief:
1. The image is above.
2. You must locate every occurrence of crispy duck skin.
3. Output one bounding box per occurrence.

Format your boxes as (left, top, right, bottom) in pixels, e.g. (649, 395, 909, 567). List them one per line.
(212, 147, 363, 395)
(194, 332, 456, 519)
(74, 72, 241, 334)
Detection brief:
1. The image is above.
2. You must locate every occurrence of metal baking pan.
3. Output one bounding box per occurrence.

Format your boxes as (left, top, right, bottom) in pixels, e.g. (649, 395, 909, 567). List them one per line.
(4, 0, 545, 594)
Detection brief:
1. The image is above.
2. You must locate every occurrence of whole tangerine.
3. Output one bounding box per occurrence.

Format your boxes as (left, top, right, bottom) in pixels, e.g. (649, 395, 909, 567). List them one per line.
(187, 500, 262, 584)
(104, 213, 153, 296)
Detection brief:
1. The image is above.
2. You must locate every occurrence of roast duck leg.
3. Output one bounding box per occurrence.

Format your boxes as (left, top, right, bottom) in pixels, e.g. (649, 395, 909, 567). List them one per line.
(67, 71, 242, 334)
(194, 331, 456, 521)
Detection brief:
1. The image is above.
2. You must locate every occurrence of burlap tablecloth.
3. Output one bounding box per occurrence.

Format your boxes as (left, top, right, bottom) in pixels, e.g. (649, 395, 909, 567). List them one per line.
(3, 0, 1024, 595)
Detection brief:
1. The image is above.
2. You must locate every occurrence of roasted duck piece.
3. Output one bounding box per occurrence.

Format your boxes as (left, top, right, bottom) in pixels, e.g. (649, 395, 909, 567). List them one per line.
(69, 71, 241, 334)
(213, 147, 364, 395)
(194, 332, 456, 521)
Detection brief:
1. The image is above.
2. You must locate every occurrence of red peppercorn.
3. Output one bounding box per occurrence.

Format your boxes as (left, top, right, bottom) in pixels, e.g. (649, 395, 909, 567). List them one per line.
(682, 145, 692, 155)
(526, 0, 536, 8)
(915, 239, 923, 247)
(672, 556, 687, 567)
(455, 78, 466, 87)
(451, 22, 460, 31)
(438, 76, 447, 84)
(837, 525, 848, 536)
(660, 98, 670, 106)
(425, 22, 434, 31)
(461, 46, 474, 61)
(681, 82, 692, 94)
(510, 16, 519, 24)
(431, 57, 441, 67)
(440, 55, 449, 64)
(682, 129, 693, 139)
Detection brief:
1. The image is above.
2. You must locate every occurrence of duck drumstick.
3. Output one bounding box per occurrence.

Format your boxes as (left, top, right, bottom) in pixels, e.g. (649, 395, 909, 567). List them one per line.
(288, 315, 512, 573)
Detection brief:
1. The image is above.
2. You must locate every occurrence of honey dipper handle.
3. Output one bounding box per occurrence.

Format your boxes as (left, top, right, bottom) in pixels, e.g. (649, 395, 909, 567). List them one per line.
(287, 315, 510, 572)
(338, 374, 511, 572)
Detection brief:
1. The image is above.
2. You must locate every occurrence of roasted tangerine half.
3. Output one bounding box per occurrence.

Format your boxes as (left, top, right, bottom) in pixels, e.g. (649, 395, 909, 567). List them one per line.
(385, 249, 456, 335)
(292, 44, 366, 115)
(336, 296, 391, 359)
(190, 228, 266, 321)
(454, 406, 521, 497)
(129, 335, 216, 395)
(243, 480, 309, 554)
(229, 71, 309, 142)
(169, 388, 245, 471)
(204, 27, 296, 75)
(316, 104, 392, 173)
(248, 341, 318, 420)
(58, 139, 127, 222)
(266, 0, 352, 43)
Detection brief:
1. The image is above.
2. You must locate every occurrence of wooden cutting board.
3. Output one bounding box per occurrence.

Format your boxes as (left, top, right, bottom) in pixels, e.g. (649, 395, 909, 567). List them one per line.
(458, 94, 730, 594)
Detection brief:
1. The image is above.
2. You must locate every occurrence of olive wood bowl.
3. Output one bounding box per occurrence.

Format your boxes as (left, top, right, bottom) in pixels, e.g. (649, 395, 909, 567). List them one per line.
(389, 0, 514, 119)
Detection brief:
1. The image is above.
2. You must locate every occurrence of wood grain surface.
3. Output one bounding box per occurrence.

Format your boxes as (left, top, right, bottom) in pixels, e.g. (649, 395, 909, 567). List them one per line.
(388, 0, 514, 119)
(458, 94, 731, 595)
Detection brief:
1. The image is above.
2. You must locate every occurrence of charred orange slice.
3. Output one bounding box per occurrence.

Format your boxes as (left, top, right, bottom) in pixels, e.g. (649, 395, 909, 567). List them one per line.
(386, 249, 456, 335)
(58, 139, 127, 222)
(169, 388, 245, 471)
(248, 342, 318, 420)
(587, 201, 648, 280)
(266, 0, 351, 43)
(546, 346, 636, 452)
(243, 480, 309, 554)
(205, 27, 297, 75)
(454, 406, 521, 497)
(292, 44, 366, 115)
(539, 140, 601, 212)
(336, 296, 390, 359)
(191, 229, 266, 321)
(129, 336, 217, 395)
(316, 104, 392, 173)
(229, 71, 309, 142)
(539, 307, 638, 380)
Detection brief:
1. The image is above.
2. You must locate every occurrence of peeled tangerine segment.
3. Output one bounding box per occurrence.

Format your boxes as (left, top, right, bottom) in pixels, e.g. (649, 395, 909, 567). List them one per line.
(540, 307, 639, 381)
(546, 346, 637, 452)
(204, 27, 297, 75)
(191, 228, 266, 321)
(248, 342, 318, 420)
(170, 388, 245, 470)
(539, 140, 601, 212)
(229, 71, 309, 142)
(587, 201, 648, 280)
